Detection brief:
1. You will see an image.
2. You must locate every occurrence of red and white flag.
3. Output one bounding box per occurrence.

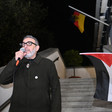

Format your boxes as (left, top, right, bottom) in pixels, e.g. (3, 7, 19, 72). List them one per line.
(80, 52, 112, 102)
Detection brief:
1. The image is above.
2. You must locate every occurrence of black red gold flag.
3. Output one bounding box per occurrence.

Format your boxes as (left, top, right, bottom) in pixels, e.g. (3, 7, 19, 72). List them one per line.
(72, 11, 85, 33)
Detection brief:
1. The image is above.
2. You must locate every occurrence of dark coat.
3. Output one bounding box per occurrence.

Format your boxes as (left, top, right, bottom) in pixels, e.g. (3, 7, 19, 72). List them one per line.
(0, 54, 61, 112)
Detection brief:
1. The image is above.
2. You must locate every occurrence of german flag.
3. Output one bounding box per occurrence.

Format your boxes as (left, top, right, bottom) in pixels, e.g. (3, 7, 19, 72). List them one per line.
(72, 11, 85, 33)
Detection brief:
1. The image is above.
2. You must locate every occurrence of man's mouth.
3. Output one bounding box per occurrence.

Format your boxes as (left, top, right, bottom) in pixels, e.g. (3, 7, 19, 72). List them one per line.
(25, 49, 30, 52)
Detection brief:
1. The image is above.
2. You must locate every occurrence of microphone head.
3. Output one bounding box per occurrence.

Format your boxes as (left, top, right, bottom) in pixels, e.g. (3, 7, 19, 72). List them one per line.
(20, 47, 25, 52)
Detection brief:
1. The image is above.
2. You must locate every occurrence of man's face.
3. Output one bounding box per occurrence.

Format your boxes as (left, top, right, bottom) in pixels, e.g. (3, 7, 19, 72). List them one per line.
(22, 38, 39, 59)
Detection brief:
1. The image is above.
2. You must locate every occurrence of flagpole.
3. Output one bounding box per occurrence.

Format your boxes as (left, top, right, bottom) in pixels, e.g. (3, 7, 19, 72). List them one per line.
(68, 5, 109, 26)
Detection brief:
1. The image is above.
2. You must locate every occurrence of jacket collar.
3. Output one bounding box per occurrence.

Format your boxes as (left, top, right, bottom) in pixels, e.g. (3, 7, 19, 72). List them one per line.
(22, 53, 42, 65)
(33, 54, 42, 64)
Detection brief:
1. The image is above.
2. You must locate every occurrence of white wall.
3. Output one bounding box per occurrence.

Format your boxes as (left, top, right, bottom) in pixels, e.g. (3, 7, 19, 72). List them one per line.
(66, 67, 96, 78)
(0, 84, 13, 106)
(101, 0, 108, 13)
(47, 51, 66, 79)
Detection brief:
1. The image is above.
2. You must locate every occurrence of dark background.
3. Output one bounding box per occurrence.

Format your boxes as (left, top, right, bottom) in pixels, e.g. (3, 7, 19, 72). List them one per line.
(0, 0, 96, 66)
(48, 0, 96, 53)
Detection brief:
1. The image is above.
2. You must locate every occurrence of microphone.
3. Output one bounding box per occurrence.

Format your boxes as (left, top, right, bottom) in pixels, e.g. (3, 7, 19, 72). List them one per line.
(16, 48, 25, 66)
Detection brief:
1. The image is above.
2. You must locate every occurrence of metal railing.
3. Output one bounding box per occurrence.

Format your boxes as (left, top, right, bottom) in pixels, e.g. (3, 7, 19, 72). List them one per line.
(0, 97, 11, 111)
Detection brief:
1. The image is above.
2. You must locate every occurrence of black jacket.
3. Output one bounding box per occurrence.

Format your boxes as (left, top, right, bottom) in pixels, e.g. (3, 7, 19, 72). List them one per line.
(0, 54, 61, 112)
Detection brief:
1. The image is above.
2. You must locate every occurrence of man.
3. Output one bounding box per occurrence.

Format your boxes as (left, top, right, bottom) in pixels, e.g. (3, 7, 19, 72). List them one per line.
(0, 35, 61, 112)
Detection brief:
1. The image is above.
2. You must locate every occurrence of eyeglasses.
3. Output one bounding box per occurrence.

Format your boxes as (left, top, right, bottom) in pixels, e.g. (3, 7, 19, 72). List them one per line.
(19, 41, 37, 47)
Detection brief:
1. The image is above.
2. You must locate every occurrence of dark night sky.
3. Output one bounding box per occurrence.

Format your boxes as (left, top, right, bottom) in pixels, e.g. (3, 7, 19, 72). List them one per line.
(48, 0, 96, 54)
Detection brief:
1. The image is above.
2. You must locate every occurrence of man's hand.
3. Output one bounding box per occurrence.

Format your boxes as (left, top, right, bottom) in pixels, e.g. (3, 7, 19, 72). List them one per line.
(15, 50, 26, 61)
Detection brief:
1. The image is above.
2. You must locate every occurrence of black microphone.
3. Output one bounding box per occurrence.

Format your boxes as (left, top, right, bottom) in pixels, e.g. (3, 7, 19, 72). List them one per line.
(16, 48, 25, 66)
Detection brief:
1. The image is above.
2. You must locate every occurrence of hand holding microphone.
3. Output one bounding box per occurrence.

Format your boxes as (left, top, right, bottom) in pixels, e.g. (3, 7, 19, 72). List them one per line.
(15, 48, 26, 66)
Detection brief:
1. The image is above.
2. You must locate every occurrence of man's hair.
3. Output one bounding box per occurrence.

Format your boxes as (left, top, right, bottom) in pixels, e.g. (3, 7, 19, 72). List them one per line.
(23, 35, 39, 45)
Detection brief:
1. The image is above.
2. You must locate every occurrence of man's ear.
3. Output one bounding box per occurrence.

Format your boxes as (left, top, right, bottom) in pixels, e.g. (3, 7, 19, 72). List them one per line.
(36, 45, 40, 52)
